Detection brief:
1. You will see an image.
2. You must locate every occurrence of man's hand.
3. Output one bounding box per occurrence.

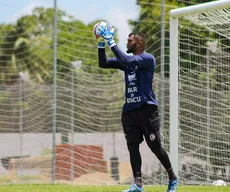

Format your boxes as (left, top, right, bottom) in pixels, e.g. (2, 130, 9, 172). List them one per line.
(96, 22, 116, 48)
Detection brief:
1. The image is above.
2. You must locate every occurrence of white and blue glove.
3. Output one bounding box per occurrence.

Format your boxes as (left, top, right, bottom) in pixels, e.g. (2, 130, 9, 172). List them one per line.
(96, 22, 116, 48)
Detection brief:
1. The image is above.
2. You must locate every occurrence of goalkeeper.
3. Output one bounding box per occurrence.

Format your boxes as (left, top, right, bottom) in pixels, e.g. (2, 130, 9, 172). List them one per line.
(95, 22, 178, 192)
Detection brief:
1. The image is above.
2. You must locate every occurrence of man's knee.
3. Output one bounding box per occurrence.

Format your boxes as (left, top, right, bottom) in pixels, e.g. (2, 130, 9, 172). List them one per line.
(146, 133, 161, 149)
(149, 145, 162, 154)
(127, 143, 140, 153)
(145, 127, 161, 149)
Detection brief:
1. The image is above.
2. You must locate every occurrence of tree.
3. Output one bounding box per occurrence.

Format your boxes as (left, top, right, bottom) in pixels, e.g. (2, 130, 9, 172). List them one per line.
(0, 7, 124, 135)
(128, 0, 180, 75)
(0, 7, 118, 84)
(0, 8, 55, 84)
(129, 0, 217, 75)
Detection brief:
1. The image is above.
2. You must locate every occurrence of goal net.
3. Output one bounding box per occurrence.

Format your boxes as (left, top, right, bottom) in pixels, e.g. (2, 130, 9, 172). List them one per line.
(170, 1, 230, 184)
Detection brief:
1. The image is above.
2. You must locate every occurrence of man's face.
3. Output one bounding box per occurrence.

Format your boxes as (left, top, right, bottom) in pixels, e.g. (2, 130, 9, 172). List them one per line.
(126, 34, 137, 54)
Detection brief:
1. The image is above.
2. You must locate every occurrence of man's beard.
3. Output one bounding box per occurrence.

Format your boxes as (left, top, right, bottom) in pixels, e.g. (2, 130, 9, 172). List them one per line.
(126, 45, 136, 54)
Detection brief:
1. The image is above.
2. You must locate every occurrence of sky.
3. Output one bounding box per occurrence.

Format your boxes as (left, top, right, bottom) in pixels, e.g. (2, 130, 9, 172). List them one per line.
(0, 0, 140, 51)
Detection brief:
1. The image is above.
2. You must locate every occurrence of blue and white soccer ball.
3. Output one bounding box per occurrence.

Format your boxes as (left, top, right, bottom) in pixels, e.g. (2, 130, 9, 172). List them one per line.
(212, 180, 227, 186)
(93, 21, 113, 39)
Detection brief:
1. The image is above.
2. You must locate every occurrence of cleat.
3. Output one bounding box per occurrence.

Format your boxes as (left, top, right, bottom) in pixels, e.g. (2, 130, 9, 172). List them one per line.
(167, 179, 178, 192)
(123, 184, 144, 192)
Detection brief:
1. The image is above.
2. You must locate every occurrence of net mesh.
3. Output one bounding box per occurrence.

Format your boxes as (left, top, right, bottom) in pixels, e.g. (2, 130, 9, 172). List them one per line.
(178, 6, 230, 184)
(0, 0, 229, 186)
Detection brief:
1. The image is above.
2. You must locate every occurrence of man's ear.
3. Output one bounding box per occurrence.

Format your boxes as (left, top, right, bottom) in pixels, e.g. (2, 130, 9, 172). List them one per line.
(138, 40, 143, 47)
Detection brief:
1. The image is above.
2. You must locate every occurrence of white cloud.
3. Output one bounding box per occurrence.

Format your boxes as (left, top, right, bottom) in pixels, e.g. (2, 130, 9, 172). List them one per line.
(10, 0, 51, 23)
(73, 6, 139, 52)
(74, 5, 98, 24)
(106, 7, 139, 51)
(8, 0, 139, 52)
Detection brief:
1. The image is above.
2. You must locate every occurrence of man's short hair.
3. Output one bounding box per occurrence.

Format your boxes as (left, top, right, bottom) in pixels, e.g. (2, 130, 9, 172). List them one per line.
(129, 32, 146, 44)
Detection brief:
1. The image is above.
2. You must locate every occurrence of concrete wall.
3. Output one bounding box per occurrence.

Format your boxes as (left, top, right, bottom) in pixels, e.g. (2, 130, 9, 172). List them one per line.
(0, 132, 160, 176)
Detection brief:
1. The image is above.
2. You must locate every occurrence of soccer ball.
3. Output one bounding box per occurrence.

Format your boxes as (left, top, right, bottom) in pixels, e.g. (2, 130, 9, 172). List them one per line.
(93, 21, 113, 39)
(93, 21, 107, 39)
(212, 180, 227, 186)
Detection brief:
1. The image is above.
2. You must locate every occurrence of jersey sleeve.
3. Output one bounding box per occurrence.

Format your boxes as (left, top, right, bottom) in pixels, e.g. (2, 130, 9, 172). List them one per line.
(98, 48, 124, 70)
(111, 45, 154, 70)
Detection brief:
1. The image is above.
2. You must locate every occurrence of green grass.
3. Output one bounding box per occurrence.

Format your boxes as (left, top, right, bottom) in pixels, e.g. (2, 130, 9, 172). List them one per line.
(0, 185, 229, 192)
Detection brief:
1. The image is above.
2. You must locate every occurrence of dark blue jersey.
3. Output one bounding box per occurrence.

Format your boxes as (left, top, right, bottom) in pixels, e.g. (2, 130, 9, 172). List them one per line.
(98, 46, 157, 111)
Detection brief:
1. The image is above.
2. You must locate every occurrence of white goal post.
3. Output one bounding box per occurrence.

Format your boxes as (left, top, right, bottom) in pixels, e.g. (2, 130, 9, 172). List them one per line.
(170, 0, 230, 180)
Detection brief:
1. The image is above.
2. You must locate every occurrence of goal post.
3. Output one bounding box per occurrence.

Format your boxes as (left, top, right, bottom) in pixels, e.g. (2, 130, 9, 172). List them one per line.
(170, 0, 230, 183)
(169, 15, 179, 179)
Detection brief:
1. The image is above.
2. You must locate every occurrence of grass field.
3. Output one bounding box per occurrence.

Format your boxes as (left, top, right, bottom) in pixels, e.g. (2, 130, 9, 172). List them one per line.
(0, 185, 229, 192)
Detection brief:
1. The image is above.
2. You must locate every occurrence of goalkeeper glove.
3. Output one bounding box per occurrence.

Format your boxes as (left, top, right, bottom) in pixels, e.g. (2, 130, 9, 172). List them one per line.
(96, 22, 116, 48)
(97, 37, 106, 48)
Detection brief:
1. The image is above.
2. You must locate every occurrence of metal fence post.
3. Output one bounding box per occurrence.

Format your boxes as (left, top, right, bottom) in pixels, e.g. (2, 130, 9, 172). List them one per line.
(160, 0, 165, 184)
(52, 0, 58, 184)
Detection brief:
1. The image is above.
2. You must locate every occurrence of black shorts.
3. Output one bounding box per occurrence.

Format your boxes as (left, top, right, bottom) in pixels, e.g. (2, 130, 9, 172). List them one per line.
(121, 104, 161, 148)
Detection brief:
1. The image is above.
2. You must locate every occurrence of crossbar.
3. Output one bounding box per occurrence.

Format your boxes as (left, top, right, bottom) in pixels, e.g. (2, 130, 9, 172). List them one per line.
(170, 0, 230, 18)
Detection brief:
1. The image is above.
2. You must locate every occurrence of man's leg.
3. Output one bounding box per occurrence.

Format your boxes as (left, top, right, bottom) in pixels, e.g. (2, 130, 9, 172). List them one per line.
(127, 143, 142, 187)
(138, 105, 178, 191)
(122, 110, 144, 192)
(150, 144, 177, 180)
(147, 118, 178, 192)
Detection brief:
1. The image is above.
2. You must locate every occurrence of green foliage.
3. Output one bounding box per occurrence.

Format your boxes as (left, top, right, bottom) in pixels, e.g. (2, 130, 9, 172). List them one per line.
(180, 0, 216, 6)
(0, 91, 9, 102)
(129, 0, 228, 76)
(0, 7, 119, 84)
(129, 0, 181, 75)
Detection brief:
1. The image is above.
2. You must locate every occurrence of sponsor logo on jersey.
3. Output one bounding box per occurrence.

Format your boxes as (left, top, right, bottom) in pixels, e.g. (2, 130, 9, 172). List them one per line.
(126, 96, 141, 103)
(128, 73, 136, 82)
